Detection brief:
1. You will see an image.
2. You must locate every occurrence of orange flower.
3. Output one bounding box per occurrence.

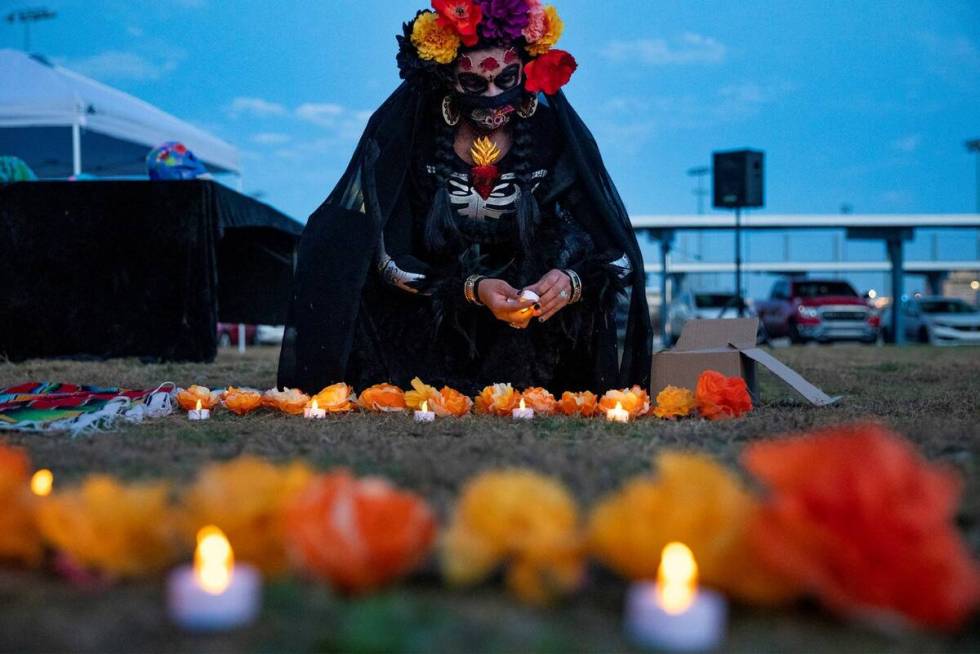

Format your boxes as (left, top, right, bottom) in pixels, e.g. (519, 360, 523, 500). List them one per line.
(357, 383, 407, 412)
(176, 384, 220, 411)
(651, 385, 696, 419)
(557, 391, 598, 417)
(521, 387, 557, 415)
(312, 383, 356, 413)
(744, 423, 980, 630)
(587, 452, 795, 605)
(474, 383, 521, 416)
(182, 456, 313, 576)
(430, 386, 473, 417)
(404, 377, 439, 410)
(283, 470, 436, 593)
(695, 370, 752, 420)
(598, 386, 650, 419)
(0, 445, 42, 566)
(36, 475, 180, 578)
(221, 387, 263, 415)
(262, 387, 310, 415)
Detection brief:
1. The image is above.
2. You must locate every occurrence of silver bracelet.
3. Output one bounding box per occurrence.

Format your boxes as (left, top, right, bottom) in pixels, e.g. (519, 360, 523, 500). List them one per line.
(464, 275, 485, 305)
(564, 269, 582, 304)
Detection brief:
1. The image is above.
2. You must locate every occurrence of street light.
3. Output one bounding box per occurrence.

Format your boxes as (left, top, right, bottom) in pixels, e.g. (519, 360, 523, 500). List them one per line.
(4, 7, 56, 52)
(967, 139, 980, 214)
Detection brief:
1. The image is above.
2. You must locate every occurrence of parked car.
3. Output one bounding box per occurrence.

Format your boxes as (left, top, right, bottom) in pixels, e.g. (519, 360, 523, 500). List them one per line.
(881, 296, 980, 345)
(755, 279, 879, 344)
(665, 291, 761, 345)
(255, 324, 285, 345)
(216, 323, 257, 347)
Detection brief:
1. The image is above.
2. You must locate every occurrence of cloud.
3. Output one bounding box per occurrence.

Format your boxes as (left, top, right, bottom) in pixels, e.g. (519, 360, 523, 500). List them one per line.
(295, 103, 345, 127)
(62, 50, 183, 81)
(890, 134, 921, 153)
(252, 132, 292, 145)
(600, 32, 726, 65)
(227, 97, 288, 118)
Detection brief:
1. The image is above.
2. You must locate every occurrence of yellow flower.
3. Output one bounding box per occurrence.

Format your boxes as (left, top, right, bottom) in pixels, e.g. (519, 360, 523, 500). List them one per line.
(441, 469, 584, 604)
(652, 385, 696, 419)
(411, 11, 460, 64)
(0, 446, 42, 566)
(525, 5, 564, 56)
(405, 377, 440, 410)
(587, 452, 795, 604)
(182, 456, 313, 576)
(36, 475, 180, 578)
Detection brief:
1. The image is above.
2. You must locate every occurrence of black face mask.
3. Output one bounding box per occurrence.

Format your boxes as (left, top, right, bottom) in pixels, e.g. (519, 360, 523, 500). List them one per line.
(454, 84, 525, 130)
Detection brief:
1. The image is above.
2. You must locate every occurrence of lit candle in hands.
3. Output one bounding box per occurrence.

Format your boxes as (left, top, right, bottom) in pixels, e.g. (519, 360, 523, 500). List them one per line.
(188, 399, 210, 421)
(624, 542, 727, 652)
(512, 397, 534, 420)
(414, 399, 435, 423)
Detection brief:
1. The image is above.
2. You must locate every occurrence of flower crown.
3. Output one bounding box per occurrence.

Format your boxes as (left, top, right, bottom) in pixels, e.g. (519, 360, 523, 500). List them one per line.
(396, 0, 577, 96)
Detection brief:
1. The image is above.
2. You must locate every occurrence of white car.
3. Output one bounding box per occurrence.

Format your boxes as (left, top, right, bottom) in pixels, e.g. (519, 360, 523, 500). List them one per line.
(884, 297, 980, 345)
(255, 325, 285, 345)
(666, 291, 760, 345)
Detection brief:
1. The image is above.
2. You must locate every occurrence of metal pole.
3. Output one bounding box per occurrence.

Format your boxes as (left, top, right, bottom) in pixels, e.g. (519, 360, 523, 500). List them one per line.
(71, 121, 81, 176)
(735, 206, 743, 316)
(887, 235, 905, 345)
(659, 231, 674, 345)
(237, 323, 246, 354)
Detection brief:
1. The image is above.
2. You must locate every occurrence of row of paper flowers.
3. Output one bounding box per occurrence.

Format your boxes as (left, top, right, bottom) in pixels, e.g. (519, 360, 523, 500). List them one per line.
(177, 369, 753, 421)
(0, 422, 976, 631)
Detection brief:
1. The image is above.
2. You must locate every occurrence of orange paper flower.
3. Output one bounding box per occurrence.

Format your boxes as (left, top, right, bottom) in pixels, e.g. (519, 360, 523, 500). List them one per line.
(176, 384, 220, 411)
(695, 370, 752, 420)
(357, 383, 407, 412)
(598, 386, 650, 419)
(475, 383, 522, 416)
(182, 456, 313, 576)
(430, 386, 473, 417)
(521, 387, 557, 415)
(651, 385, 696, 419)
(262, 387, 310, 415)
(0, 445, 42, 566)
(311, 382, 356, 413)
(557, 391, 598, 417)
(36, 475, 180, 578)
(744, 423, 980, 630)
(283, 470, 436, 593)
(221, 387, 263, 415)
(441, 469, 584, 605)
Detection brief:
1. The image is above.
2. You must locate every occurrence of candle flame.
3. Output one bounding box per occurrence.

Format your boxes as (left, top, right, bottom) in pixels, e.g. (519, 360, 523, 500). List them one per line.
(615, 401, 624, 411)
(30, 469, 53, 497)
(194, 525, 234, 595)
(519, 398, 526, 410)
(657, 542, 698, 614)
(420, 400, 428, 412)
(195, 399, 202, 412)
(311, 398, 319, 411)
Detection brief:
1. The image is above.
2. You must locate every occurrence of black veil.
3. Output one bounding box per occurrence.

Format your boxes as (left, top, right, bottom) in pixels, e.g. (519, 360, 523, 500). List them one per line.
(276, 82, 652, 393)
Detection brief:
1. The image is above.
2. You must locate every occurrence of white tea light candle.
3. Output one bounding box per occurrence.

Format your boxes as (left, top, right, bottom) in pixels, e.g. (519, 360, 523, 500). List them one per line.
(167, 526, 261, 632)
(625, 542, 726, 652)
(303, 398, 326, 419)
(414, 400, 435, 423)
(606, 400, 630, 423)
(188, 399, 210, 421)
(512, 397, 534, 420)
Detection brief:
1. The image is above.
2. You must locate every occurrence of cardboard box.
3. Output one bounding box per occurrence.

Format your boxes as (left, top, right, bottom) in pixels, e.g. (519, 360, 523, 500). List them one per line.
(652, 318, 839, 406)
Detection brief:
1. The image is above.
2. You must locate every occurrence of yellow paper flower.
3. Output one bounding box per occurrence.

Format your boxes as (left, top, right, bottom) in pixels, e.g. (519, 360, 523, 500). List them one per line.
(652, 385, 696, 419)
(525, 5, 564, 56)
(598, 385, 650, 419)
(441, 469, 584, 604)
(262, 387, 310, 415)
(312, 382, 356, 413)
(411, 10, 460, 64)
(405, 377, 471, 417)
(587, 452, 795, 604)
(357, 383, 407, 412)
(0, 446, 42, 566)
(36, 475, 180, 578)
(522, 387, 558, 415)
(176, 384, 220, 411)
(182, 456, 313, 576)
(405, 377, 440, 410)
(222, 387, 263, 415)
(475, 383, 522, 416)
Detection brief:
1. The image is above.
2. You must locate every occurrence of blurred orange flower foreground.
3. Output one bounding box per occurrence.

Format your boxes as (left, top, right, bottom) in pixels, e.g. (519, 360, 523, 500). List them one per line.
(0, 445, 42, 566)
(744, 423, 980, 630)
(283, 470, 436, 593)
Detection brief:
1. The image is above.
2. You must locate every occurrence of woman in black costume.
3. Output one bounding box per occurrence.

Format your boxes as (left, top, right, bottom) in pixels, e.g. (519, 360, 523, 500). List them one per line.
(277, 1, 651, 397)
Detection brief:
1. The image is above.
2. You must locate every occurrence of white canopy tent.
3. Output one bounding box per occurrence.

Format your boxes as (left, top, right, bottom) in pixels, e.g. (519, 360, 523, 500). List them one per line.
(0, 49, 239, 178)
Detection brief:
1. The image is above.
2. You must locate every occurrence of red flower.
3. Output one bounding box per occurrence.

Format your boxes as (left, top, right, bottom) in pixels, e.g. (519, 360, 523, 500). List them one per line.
(743, 423, 980, 630)
(695, 370, 752, 420)
(433, 0, 483, 48)
(524, 49, 577, 95)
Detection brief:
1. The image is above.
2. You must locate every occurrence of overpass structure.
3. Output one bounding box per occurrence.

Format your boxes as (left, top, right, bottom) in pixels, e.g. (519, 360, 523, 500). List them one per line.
(629, 214, 980, 344)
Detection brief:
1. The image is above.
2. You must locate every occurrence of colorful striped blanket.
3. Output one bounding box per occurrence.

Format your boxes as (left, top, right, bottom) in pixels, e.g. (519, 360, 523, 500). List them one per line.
(0, 382, 175, 436)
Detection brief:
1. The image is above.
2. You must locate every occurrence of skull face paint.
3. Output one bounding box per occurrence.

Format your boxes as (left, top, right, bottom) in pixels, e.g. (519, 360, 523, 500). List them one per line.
(453, 46, 524, 130)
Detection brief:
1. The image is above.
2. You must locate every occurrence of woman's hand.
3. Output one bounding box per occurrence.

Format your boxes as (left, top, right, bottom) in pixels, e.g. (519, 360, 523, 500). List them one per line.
(477, 278, 538, 328)
(525, 269, 572, 322)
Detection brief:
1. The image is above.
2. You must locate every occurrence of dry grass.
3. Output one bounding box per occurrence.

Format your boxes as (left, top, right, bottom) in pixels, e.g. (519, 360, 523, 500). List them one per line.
(0, 344, 978, 653)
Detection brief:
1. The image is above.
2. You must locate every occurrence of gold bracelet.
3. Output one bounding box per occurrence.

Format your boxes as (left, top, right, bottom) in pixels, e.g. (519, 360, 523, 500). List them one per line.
(564, 269, 582, 304)
(464, 275, 485, 305)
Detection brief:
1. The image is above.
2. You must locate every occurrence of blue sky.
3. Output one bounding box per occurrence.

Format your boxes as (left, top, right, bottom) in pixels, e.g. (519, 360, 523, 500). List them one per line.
(4, 0, 978, 295)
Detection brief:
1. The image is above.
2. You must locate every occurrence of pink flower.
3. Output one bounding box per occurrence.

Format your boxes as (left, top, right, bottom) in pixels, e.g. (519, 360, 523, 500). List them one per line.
(522, 0, 547, 42)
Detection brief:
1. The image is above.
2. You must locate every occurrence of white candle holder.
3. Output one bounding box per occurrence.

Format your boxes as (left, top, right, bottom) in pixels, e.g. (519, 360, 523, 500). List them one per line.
(606, 401, 630, 423)
(167, 563, 261, 631)
(414, 400, 435, 423)
(188, 408, 210, 421)
(512, 398, 534, 420)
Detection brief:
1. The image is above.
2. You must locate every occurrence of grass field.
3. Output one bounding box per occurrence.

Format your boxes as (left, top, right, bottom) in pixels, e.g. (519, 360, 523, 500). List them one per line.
(1, 345, 978, 653)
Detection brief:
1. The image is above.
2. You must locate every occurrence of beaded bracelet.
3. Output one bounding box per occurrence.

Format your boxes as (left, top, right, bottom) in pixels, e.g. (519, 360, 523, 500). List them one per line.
(564, 269, 583, 304)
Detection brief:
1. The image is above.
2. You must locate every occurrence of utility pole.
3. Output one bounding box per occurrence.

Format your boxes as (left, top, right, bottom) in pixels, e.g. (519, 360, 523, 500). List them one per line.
(967, 139, 980, 213)
(4, 7, 56, 52)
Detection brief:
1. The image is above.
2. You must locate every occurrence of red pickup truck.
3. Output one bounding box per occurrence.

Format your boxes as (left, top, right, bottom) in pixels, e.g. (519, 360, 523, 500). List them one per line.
(755, 279, 880, 344)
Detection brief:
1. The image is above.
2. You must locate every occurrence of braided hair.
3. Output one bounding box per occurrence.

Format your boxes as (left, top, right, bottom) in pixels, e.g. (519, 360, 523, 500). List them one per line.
(422, 115, 461, 254)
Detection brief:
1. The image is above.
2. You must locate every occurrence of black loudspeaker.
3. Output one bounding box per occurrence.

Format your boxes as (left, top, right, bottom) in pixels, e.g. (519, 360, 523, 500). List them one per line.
(712, 149, 764, 208)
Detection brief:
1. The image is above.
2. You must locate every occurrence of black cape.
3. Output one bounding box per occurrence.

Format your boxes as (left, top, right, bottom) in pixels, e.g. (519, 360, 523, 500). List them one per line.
(277, 82, 651, 394)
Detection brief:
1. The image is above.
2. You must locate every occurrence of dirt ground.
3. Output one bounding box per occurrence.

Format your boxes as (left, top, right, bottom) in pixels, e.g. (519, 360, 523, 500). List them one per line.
(0, 345, 978, 653)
